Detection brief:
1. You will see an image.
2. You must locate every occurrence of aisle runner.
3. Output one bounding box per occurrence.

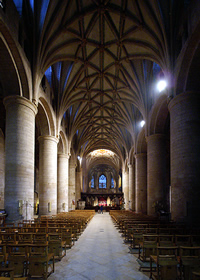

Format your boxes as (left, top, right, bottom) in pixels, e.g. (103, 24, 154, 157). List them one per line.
(49, 212, 149, 280)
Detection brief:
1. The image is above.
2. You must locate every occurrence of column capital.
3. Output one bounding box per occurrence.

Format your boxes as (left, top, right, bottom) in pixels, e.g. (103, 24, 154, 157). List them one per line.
(134, 153, 147, 159)
(57, 153, 69, 159)
(38, 135, 59, 144)
(168, 91, 200, 112)
(4, 95, 37, 115)
(146, 134, 165, 143)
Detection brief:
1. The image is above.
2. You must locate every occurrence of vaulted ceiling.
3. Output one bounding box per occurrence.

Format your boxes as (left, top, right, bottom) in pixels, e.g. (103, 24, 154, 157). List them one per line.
(20, 0, 186, 161)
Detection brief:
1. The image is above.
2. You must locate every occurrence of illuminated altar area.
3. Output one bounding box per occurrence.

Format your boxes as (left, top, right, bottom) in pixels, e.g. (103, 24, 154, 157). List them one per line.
(81, 149, 123, 208)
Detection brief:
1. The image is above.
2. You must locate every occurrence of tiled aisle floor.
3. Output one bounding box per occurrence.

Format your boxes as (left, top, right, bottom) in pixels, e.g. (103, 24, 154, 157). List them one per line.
(48, 212, 149, 280)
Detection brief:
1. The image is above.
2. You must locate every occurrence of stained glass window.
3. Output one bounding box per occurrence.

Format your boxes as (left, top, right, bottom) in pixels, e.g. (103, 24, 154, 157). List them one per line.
(99, 174, 106, 188)
(91, 176, 94, 188)
(111, 177, 114, 188)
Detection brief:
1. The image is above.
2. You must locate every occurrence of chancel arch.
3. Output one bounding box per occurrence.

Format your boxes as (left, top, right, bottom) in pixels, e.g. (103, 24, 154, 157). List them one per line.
(82, 149, 123, 208)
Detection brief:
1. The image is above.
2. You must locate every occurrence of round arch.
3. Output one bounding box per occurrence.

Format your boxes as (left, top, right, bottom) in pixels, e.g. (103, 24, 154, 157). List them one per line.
(0, 23, 30, 99)
(148, 94, 169, 135)
(135, 128, 147, 154)
(36, 97, 56, 137)
(175, 19, 200, 94)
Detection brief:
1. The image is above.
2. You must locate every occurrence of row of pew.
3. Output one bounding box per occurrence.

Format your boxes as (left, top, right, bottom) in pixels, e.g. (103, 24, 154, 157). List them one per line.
(110, 210, 200, 280)
(0, 210, 95, 280)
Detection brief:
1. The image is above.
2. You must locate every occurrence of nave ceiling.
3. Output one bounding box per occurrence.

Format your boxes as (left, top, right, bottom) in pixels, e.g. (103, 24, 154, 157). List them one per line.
(1, 0, 190, 169)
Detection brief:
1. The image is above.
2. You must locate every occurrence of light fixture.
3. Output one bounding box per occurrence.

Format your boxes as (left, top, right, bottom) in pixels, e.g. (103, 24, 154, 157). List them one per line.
(157, 80, 167, 92)
(140, 120, 145, 127)
(77, 156, 81, 160)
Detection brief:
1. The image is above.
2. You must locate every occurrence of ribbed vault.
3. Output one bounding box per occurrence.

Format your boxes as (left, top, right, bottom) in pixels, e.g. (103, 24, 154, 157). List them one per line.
(23, 0, 187, 162)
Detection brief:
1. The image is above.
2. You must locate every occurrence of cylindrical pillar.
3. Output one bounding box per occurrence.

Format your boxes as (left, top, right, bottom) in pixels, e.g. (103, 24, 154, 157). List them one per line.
(135, 153, 147, 214)
(0, 129, 5, 209)
(38, 136, 58, 216)
(169, 92, 200, 223)
(128, 163, 135, 211)
(69, 155, 76, 211)
(147, 134, 166, 216)
(82, 157, 86, 192)
(76, 170, 82, 203)
(122, 169, 129, 210)
(4, 96, 37, 222)
(57, 153, 69, 213)
(107, 173, 111, 189)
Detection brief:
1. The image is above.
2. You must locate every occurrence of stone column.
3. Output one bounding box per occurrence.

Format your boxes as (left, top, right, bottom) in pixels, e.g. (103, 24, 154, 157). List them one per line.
(38, 136, 58, 216)
(168, 92, 200, 223)
(69, 156, 76, 211)
(76, 170, 82, 203)
(82, 157, 87, 192)
(128, 163, 135, 211)
(147, 134, 166, 216)
(4, 96, 37, 222)
(94, 174, 97, 190)
(95, 174, 98, 190)
(122, 169, 129, 210)
(57, 153, 69, 213)
(135, 153, 147, 214)
(116, 175, 119, 193)
(107, 173, 111, 189)
(0, 129, 5, 209)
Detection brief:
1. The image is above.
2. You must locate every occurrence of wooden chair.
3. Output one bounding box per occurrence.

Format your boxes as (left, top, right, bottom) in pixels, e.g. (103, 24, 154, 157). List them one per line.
(32, 233, 47, 244)
(0, 267, 27, 280)
(47, 227, 60, 234)
(0, 267, 15, 280)
(8, 255, 27, 278)
(139, 234, 158, 262)
(1, 233, 16, 245)
(61, 228, 73, 248)
(28, 244, 54, 280)
(48, 233, 66, 261)
(158, 235, 174, 247)
(150, 246, 179, 280)
(0, 228, 15, 234)
(180, 246, 200, 280)
(34, 227, 47, 233)
(7, 244, 28, 257)
(17, 233, 32, 244)
(130, 228, 146, 250)
(0, 245, 7, 264)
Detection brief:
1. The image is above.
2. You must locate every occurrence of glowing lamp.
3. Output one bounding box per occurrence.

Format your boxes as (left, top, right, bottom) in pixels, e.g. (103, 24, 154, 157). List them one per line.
(157, 80, 167, 92)
(140, 120, 145, 127)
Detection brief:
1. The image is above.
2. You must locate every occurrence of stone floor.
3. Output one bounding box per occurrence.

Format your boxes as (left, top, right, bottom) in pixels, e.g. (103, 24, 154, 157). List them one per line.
(48, 212, 149, 280)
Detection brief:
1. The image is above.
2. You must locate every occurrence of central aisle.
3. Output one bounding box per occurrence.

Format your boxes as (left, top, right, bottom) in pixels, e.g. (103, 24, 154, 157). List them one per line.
(49, 212, 149, 280)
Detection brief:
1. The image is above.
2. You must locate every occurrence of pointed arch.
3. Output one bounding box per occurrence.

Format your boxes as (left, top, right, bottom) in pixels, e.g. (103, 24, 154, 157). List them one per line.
(0, 22, 31, 99)
(36, 97, 56, 136)
(135, 128, 147, 154)
(148, 94, 169, 135)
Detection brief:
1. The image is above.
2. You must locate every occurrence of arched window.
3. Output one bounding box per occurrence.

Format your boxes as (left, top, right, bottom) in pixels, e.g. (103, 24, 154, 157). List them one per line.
(91, 176, 94, 188)
(99, 174, 106, 188)
(111, 177, 114, 188)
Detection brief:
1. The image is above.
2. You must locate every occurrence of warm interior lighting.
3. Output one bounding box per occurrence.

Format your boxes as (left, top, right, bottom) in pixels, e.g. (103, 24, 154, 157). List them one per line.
(157, 80, 167, 92)
(89, 149, 115, 157)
